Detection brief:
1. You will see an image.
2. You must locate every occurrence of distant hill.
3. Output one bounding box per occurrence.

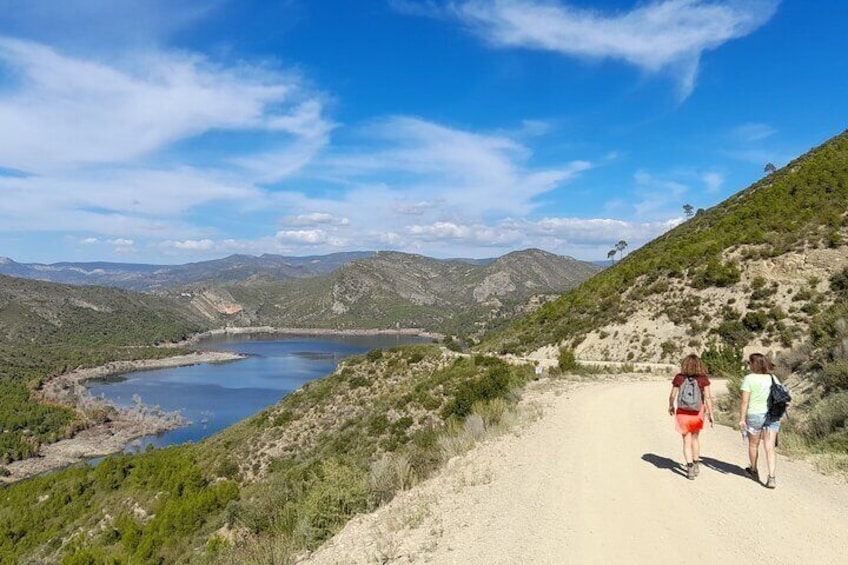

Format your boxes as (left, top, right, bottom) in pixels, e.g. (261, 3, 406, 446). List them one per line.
(175, 249, 603, 335)
(0, 252, 375, 291)
(0, 274, 209, 346)
(488, 129, 848, 362)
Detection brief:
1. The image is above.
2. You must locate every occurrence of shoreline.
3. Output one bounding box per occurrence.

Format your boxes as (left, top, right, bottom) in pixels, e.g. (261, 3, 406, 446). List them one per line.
(176, 325, 443, 346)
(2, 351, 245, 485)
(2, 327, 439, 485)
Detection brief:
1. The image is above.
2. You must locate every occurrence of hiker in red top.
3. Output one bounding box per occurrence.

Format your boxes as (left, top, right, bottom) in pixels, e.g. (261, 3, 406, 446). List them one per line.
(668, 353, 714, 480)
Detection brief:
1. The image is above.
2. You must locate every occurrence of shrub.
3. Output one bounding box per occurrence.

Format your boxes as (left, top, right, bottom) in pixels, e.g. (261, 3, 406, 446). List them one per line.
(805, 393, 848, 438)
(365, 349, 383, 362)
(557, 347, 579, 372)
(300, 458, 370, 542)
(444, 365, 515, 419)
(830, 267, 848, 293)
(690, 259, 741, 288)
(702, 344, 744, 400)
(660, 341, 678, 359)
(714, 320, 753, 350)
(742, 310, 769, 332)
(816, 360, 848, 391)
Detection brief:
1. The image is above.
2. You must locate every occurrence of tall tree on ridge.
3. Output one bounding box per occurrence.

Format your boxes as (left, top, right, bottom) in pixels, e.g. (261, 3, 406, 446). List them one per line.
(683, 203, 694, 217)
(615, 240, 628, 261)
(764, 162, 777, 175)
(607, 249, 617, 264)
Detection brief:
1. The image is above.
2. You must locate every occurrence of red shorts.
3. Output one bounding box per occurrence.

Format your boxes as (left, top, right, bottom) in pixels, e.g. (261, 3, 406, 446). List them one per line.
(675, 408, 705, 434)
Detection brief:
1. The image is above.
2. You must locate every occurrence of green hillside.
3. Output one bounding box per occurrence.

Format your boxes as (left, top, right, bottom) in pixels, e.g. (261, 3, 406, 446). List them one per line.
(0, 275, 211, 464)
(0, 346, 532, 563)
(211, 249, 601, 336)
(488, 129, 848, 355)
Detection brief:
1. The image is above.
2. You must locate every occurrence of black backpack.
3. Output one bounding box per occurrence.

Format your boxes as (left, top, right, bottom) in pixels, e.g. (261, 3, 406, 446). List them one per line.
(767, 374, 791, 421)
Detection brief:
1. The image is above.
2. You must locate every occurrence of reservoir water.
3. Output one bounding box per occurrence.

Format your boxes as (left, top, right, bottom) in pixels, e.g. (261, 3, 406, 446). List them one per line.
(86, 333, 428, 451)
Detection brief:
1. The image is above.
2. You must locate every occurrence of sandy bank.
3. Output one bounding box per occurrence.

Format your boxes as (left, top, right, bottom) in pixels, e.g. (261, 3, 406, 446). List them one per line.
(2, 351, 244, 485)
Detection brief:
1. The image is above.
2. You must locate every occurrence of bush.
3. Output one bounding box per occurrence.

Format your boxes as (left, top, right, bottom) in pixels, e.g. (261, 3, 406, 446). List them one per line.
(557, 347, 579, 372)
(714, 320, 753, 350)
(817, 360, 848, 391)
(702, 344, 744, 400)
(805, 393, 848, 438)
(444, 365, 516, 419)
(691, 259, 741, 288)
(742, 310, 769, 332)
(365, 349, 383, 362)
(831, 267, 848, 294)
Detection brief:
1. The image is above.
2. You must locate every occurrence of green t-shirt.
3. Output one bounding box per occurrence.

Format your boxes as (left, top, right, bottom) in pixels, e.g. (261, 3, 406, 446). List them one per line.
(741, 372, 779, 414)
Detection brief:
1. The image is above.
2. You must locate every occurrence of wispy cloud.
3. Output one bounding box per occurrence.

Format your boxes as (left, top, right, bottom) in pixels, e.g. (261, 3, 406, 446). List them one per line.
(321, 116, 592, 216)
(419, 0, 780, 98)
(732, 122, 778, 143)
(0, 36, 330, 241)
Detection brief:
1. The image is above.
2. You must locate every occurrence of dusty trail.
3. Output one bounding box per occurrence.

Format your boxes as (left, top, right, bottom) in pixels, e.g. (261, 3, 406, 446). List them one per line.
(303, 379, 848, 564)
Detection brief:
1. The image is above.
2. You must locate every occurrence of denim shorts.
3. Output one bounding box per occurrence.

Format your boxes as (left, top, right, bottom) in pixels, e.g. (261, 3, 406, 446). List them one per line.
(746, 412, 780, 434)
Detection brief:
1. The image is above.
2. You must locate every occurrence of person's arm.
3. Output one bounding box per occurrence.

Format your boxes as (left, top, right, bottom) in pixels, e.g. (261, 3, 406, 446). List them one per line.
(668, 386, 678, 415)
(704, 385, 714, 426)
(738, 390, 750, 429)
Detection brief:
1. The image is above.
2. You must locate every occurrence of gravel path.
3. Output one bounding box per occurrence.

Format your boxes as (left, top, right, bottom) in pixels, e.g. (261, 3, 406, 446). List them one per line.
(301, 378, 848, 564)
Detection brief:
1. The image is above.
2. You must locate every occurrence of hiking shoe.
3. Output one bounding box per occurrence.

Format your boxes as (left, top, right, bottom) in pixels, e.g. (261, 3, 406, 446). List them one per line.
(693, 460, 701, 477)
(745, 467, 759, 482)
(687, 463, 696, 480)
(766, 476, 776, 489)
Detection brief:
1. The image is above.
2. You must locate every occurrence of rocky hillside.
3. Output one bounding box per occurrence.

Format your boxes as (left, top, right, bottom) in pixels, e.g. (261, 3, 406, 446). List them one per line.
(0, 274, 209, 346)
(488, 129, 848, 362)
(0, 252, 373, 291)
(182, 249, 602, 335)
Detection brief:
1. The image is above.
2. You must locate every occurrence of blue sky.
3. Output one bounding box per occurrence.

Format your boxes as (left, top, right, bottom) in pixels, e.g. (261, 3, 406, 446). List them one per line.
(0, 0, 846, 264)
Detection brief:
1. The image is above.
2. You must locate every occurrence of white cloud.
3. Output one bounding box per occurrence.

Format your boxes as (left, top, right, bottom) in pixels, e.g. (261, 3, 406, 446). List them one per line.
(107, 238, 135, 246)
(282, 213, 350, 226)
(80, 237, 98, 245)
(322, 116, 592, 216)
(0, 37, 330, 243)
(164, 239, 215, 251)
(275, 229, 343, 246)
(0, 38, 310, 173)
(442, 0, 780, 98)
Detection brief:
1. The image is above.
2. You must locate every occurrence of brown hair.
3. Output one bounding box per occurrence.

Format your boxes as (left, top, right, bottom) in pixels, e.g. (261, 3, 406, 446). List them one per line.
(680, 353, 706, 377)
(747, 353, 773, 374)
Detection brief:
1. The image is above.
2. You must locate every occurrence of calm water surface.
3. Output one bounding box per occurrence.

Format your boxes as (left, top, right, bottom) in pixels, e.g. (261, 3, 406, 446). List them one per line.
(86, 333, 428, 451)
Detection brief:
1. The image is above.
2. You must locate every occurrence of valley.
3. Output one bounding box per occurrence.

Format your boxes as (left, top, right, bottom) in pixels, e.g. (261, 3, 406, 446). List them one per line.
(0, 131, 846, 564)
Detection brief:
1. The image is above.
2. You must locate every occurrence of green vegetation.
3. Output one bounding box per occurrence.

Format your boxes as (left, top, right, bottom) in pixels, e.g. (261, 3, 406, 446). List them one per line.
(557, 347, 579, 372)
(0, 446, 238, 564)
(0, 346, 533, 563)
(487, 129, 848, 355)
(0, 275, 211, 465)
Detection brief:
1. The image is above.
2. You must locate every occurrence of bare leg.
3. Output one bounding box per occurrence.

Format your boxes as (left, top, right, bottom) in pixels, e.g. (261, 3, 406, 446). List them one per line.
(692, 431, 701, 462)
(748, 431, 762, 475)
(763, 429, 778, 478)
(682, 433, 694, 464)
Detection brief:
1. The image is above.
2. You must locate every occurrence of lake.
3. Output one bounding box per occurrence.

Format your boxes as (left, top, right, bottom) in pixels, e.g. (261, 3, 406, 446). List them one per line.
(86, 333, 429, 451)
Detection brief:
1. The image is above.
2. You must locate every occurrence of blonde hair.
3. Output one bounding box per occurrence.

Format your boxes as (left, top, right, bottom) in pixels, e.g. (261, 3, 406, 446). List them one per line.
(680, 353, 706, 377)
(748, 352, 773, 374)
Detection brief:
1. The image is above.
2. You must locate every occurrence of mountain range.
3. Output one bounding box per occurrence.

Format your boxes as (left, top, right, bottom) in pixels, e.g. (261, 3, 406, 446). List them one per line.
(0, 248, 602, 341)
(0, 252, 375, 291)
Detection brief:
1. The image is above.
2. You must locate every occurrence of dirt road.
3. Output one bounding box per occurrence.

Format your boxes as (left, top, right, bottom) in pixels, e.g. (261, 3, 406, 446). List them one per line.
(303, 378, 848, 564)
